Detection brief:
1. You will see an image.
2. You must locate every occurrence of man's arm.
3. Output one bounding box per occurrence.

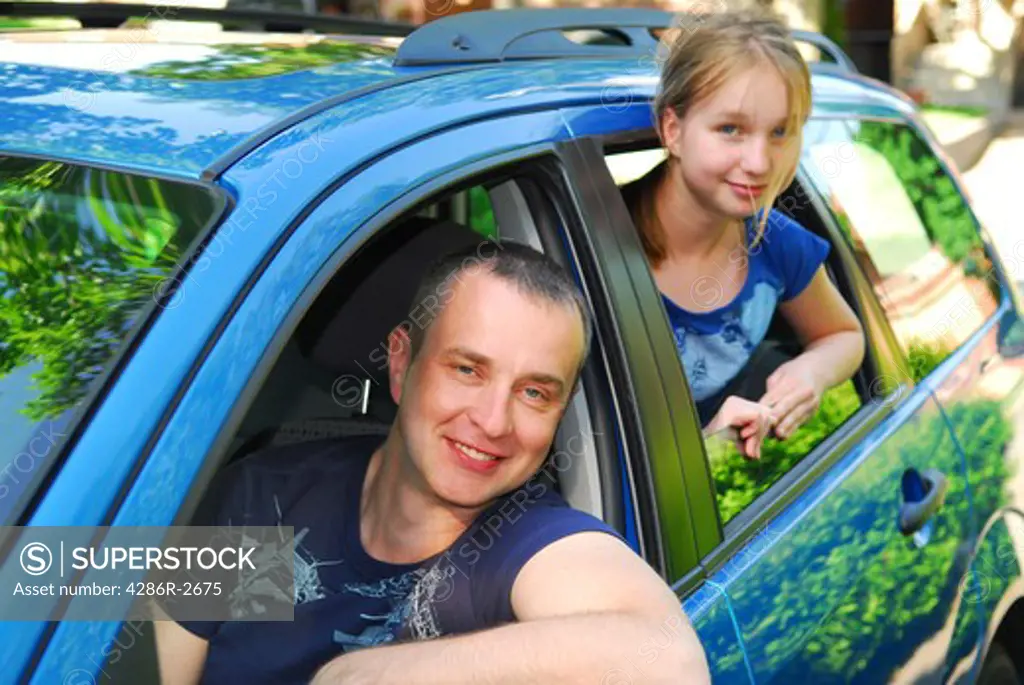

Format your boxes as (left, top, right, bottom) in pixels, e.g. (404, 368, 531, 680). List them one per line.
(311, 532, 711, 685)
(152, 602, 210, 685)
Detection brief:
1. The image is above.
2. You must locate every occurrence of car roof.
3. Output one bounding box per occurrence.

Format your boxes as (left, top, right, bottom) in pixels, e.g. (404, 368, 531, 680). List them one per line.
(0, 24, 917, 179)
(0, 27, 407, 177)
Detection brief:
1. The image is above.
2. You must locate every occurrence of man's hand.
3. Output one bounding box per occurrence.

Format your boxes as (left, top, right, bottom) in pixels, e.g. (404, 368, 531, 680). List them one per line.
(758, 358, 825, 440)
(310, 532, 711, 685)
(704, 395, 776, 459)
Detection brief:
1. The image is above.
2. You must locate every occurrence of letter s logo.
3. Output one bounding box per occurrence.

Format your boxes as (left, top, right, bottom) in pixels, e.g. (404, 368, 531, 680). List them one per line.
(20, 542, 52, 576)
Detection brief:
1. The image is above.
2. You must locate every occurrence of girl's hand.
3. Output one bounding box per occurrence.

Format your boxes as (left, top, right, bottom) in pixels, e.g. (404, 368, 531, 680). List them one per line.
(758, 358, 825, 439)
(703, 396, 776, 460)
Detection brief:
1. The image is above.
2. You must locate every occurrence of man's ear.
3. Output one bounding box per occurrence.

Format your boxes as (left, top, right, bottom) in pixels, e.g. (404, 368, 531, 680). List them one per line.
(387, 324, 414, 405)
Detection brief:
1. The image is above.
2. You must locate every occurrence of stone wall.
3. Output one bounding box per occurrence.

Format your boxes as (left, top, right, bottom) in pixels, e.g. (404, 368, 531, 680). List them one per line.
(906, 0, 1024, 115)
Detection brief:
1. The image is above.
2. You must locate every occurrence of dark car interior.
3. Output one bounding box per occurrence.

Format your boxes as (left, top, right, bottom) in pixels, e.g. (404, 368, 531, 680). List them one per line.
(215, 177, 614, 526)
(224, 214, 482, 464)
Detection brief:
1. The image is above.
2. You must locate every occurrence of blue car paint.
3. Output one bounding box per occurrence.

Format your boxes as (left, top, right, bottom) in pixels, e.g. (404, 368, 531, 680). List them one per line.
(559, 85, 988, 683)
(710, 384, 978, 683)
(0, 59, 400, 177)
(683, 582, 756, 684)
(897, 108, 1024, 675)
(8, 70, 637, 677)
(27, 109, 573, 685)
(8, 57, 679, 595)
(696, 108, 1011, 682)
(927, 291, 1024, 665)
(2, 35, 1021, 684)
(2, 50, 908, 183)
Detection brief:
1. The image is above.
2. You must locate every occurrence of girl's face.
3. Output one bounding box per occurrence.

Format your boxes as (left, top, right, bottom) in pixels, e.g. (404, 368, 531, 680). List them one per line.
(663, 61, 797, 222)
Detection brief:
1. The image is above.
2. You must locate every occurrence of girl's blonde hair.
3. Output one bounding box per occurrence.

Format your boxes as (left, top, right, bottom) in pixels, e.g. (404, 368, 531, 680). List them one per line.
(628, 8, 812, 267)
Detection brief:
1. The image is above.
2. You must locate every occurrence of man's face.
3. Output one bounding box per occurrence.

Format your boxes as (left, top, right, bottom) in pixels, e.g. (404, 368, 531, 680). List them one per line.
(388, 269, 586, 510)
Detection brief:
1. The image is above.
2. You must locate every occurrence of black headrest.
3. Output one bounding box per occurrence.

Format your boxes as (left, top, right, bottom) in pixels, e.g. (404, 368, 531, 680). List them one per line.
(307, 217, 484, 386)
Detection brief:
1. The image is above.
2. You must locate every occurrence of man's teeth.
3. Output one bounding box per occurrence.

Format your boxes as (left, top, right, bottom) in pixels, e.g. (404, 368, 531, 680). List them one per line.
(455, 441, 498, 462)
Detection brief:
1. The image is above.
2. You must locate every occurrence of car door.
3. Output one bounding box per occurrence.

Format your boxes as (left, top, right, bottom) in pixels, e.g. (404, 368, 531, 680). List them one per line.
(566, 101, 982, 684)
(736, 112, 990, 684)
(15, 101, 746, 684)
(804, 112, 1024, 675)
(557, 129, 754, 685)
(0, 156, 229, 683)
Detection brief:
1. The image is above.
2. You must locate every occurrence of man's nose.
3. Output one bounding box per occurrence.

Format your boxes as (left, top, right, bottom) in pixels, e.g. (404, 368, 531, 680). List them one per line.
(469, 384, 514, 438)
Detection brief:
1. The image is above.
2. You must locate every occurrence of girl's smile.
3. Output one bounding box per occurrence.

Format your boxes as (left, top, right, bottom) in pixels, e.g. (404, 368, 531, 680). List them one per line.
(726, 181, 767, 200)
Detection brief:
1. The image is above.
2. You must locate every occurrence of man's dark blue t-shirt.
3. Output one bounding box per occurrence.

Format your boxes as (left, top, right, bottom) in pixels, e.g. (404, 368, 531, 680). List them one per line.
(177, 435, 621, 684)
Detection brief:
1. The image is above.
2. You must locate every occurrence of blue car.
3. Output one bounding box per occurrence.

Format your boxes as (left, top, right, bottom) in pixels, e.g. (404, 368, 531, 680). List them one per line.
(2, 5, 1024, 683)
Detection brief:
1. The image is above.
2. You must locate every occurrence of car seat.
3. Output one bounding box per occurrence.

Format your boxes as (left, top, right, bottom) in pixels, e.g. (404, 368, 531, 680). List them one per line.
(228, 215, 486, 462)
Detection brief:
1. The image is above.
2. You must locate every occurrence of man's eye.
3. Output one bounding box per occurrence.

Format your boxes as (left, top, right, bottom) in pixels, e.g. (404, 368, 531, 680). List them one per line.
(523, 387, 547, 401)
(456, 365, 475, 376)
(719, 124, 739, 135)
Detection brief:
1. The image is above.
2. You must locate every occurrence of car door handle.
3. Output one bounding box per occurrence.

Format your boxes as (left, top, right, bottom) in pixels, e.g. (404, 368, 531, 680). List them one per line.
(898, 467, 949, 536)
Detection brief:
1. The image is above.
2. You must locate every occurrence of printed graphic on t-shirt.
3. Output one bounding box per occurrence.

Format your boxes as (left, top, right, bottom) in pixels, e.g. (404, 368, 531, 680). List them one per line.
(331, 561, 453, 651)
(674, 282, 779, 401)
(332, 569, 428, 651)
(221, 502, 337, 619)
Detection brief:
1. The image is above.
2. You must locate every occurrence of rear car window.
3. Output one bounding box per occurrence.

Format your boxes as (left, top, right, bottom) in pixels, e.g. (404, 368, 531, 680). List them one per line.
(0, 156, 221, 522)
(801, 117, 1002, 380)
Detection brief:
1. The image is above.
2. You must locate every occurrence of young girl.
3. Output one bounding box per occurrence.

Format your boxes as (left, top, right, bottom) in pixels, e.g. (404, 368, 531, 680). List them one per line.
(623, 10, 865, 459)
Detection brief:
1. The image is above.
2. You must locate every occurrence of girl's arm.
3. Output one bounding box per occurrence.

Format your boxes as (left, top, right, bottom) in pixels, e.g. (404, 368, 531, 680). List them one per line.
(762, 267, 865, 437)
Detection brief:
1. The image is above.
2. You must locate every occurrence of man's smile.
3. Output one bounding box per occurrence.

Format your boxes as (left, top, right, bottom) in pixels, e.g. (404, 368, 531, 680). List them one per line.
(445, 437, 506, 472)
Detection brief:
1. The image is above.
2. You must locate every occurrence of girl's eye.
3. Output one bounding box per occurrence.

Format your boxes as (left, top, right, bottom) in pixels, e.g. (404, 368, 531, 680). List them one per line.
(772, 126, 788, 138)
(456, 365, 475, 376)
(719, 124, 739, 135)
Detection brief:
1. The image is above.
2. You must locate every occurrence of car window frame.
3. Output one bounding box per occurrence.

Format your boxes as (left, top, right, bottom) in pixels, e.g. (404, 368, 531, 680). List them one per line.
(175, 151, 613, 515)
(165, 149, 659, 557)
(904, 110, 1024, 318)
(702, 103, 1024, 571)
(800, 112, 1021, 381)
(0, 155, 232, 683)
(0, 151, 232, 531)
(558, 135, 711, 587)
(699, 161, 907, 565)
(569, 126, 928, 590)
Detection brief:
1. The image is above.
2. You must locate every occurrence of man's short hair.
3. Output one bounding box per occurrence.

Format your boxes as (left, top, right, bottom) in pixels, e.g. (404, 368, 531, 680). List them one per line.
(404, 240, 593, 374)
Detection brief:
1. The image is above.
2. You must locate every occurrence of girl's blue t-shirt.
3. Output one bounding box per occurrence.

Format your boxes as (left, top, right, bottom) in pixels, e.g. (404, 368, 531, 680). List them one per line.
(662, 210, 830, 403)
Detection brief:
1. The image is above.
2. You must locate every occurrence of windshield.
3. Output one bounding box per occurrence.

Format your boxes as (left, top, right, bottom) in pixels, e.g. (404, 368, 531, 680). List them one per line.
(0, 156, 221, 522)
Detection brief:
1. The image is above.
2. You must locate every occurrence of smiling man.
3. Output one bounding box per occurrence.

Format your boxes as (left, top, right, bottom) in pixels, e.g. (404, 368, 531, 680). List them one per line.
(155, 242, 710, 685)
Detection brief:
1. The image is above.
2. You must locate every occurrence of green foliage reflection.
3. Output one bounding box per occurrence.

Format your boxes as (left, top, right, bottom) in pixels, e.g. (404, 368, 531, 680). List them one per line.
(130, 41, 395, 81)
(744, 396, 1010, 682)
(709, 380, 862, 524)
(854, 121, 981, 266)
(467, 186, 498, 240)
(0, 158, 215, 424)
